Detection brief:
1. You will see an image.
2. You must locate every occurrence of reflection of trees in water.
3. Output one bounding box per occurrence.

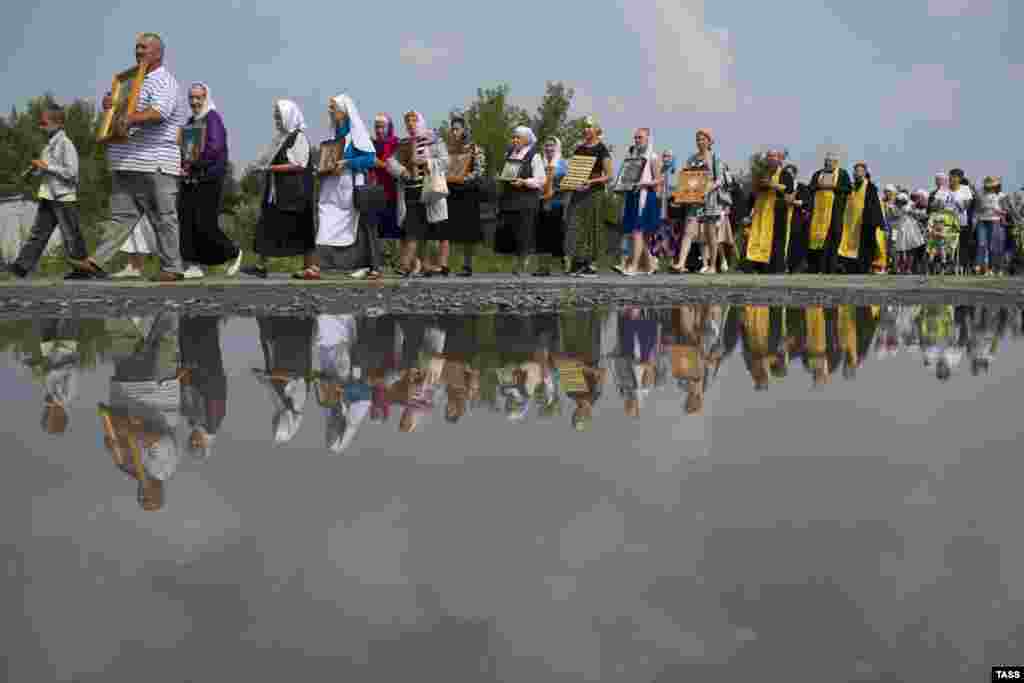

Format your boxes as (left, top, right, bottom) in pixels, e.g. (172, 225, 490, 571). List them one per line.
(0, 318, 111, 370)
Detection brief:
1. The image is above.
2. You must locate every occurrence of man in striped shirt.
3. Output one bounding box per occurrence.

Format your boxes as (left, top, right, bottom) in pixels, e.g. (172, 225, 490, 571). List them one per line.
(77, 33, 187, 281)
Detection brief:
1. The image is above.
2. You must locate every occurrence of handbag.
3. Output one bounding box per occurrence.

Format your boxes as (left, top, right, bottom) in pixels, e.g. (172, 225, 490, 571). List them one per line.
(421, 159, 449, 204)
(350, 168, 388, 214)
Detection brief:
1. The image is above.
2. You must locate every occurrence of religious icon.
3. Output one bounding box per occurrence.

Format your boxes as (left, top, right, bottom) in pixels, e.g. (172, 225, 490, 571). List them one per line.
(612, 156, 647, 193)
(180, 123, 205, 164)
(559, 155, 598, 192)
(97, 65, 146, 143)
(673, 170, 710, 204)
(318, 140, 344, 175)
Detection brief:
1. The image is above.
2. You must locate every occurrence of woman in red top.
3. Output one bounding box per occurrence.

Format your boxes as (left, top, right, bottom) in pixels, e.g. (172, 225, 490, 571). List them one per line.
(369, 113, 402, 267)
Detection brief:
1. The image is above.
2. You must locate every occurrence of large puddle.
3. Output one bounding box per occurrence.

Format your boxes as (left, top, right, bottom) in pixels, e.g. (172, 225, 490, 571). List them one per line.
(3, 303, 1023, 680)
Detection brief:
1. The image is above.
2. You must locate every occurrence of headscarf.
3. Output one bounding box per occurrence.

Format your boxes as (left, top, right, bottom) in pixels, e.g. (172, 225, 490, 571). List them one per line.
(189, 82, 216, 121)
(373, 113, 398, 155)
(277, 99, 306, 134)
(935, 172, 949, 189)
(331, 93, 374, 154)
(404, 110, 430, 139)
(449, 110, 471, 142)
(513, 125, 536, 150)
(255, 99, 306, 168)
(696, 128, 714, 145)
(543, 137, 563, 164)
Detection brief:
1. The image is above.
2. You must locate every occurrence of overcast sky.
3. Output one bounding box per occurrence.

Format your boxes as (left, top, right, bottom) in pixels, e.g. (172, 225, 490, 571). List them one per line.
(3, 0, 1020, 188)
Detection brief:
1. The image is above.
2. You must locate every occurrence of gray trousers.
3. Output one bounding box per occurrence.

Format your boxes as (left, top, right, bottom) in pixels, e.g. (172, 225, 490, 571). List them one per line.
(14, 199, 88, 271)
(94, 171, 183, 273)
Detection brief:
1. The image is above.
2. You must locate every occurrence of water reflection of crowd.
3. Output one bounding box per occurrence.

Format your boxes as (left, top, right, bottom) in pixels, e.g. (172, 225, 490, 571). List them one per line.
(874, 303, 1022, 380)
(3, 302, 1023, 510)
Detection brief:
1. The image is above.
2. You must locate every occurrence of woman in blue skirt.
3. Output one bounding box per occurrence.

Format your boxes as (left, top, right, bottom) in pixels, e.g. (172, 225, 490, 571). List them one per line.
(617, 128, 662, 275)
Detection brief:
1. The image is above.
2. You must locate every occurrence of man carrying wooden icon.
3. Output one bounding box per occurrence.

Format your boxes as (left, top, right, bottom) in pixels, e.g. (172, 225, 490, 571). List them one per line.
(74, 33, 188, 282)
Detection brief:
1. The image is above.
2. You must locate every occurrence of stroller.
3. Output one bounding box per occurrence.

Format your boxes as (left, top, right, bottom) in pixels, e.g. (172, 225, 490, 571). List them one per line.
(926, 210, 961, 275)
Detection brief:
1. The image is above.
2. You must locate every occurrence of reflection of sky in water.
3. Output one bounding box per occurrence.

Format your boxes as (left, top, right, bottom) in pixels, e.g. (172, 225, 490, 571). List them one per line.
(2, 304, 1023, 681)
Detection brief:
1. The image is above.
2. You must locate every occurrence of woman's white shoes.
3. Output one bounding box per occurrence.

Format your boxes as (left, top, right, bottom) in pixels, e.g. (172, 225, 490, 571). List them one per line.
(111, 264, 142, 279)
(183, 265, 205, 279)
(225, 250, 243, 277)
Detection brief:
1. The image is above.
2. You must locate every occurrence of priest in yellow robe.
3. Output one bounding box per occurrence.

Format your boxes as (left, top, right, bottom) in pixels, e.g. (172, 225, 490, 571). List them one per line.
(836, 162, 885, 274)
(743, 150, 794, 273)
(806, 152, 852, 273)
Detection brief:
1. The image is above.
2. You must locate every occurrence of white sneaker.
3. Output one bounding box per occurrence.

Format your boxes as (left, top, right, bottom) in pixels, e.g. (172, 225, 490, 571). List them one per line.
(111, 264, 142, 279)
(720, 261, 729, 273)
(349, 268, 369, 280)
(183, 265, 205, 280)
(225, 249, 243, 277)
(699, 266, 712, 274)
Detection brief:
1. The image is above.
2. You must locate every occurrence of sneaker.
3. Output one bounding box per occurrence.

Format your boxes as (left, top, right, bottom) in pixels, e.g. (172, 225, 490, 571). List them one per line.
(349, 268, 370, 280)
(8, 264, 28, 279)
(183, 265, 205, 280)
(720, 261, 729, 273)
(111, 264, 142, 279)
(225, 249, 244, 277)
(578, 264, 599, 278)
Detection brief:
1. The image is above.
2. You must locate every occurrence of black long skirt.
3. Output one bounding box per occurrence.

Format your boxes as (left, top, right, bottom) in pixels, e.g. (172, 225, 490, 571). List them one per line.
(179, 179, 240, 265)
(535, 206, 566, 257)
(254, 202, 315, 257)
(495, 207, 537, 257)
(440, 186, 483, 244)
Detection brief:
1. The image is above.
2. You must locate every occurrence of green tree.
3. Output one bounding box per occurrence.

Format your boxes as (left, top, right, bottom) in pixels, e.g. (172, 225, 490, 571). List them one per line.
(463, 85, 529, 176)
(529, 81, 587, 154)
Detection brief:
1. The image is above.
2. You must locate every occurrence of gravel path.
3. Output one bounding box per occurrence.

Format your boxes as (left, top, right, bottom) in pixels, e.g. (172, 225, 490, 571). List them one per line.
(0, 273, 1021, 318)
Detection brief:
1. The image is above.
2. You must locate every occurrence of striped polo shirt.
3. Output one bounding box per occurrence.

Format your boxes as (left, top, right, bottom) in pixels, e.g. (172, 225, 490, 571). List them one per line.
(106, 65, 186, 175)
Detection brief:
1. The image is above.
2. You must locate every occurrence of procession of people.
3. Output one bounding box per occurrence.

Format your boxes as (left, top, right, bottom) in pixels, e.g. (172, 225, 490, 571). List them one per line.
(6, 31, 1023, 282)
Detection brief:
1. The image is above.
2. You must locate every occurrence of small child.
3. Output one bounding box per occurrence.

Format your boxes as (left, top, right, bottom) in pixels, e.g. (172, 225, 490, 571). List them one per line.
(974, 176, 1011, 276)
(8, 105, 91, 280)
(889, 193, 926, 274)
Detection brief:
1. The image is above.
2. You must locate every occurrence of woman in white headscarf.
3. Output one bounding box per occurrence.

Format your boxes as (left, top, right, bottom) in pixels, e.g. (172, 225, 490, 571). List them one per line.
(179, 315, 228, 460)
(252, 316, 314, 445)
(241, 99, 316, 279)
(533, 136, 569, 275)
(179, 82, 243, 279)
(495, 125, 546, 274)
(311, 94, 381, 280)
(315, 315, 372, 454)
